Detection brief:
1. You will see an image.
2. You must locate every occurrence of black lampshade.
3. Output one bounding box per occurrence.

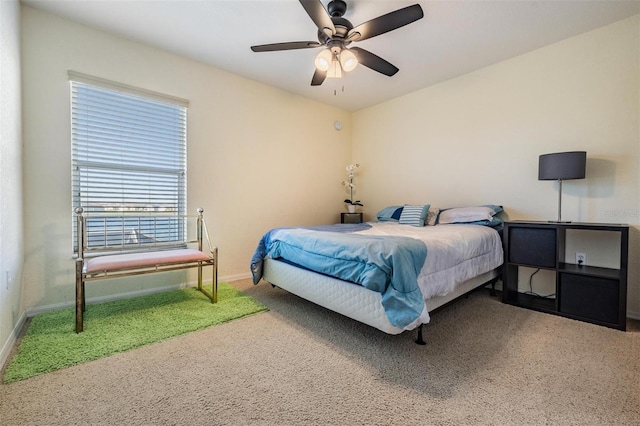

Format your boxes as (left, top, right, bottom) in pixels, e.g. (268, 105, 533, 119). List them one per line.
(538, 151, 586, 181)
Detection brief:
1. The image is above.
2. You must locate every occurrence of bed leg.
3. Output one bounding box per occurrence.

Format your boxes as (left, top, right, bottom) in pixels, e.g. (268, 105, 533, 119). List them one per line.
(490, 277, 497, 297)
(415, 324, 426, 345)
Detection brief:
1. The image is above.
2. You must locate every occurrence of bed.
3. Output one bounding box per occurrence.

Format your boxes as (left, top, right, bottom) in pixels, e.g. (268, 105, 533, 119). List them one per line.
(251, 205, 504, 343)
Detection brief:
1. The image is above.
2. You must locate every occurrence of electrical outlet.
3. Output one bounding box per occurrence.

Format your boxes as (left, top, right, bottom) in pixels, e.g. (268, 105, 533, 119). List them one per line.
(576, 252, 586, 266)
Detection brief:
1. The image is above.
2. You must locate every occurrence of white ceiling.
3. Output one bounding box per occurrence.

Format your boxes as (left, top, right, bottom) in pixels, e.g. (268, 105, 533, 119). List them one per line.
(23, 0, 640, 111)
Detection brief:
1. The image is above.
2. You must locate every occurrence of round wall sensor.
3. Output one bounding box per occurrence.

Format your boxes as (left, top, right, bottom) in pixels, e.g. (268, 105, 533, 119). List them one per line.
(334, 120, 343, 131)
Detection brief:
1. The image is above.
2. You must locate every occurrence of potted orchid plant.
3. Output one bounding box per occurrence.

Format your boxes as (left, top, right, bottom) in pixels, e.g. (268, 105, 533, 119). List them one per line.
(342, 163, 363, 213)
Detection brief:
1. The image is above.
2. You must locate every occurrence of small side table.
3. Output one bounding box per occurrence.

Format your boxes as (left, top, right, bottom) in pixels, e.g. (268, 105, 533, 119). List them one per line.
(341, 212, 363, 224)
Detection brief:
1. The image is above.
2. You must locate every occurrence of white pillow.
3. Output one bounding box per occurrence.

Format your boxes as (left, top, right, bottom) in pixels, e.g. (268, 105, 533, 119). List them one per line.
(438, 206, 495, 224)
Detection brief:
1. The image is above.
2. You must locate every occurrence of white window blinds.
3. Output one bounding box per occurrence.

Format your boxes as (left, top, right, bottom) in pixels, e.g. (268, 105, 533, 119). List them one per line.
(70, 73, 188, 248)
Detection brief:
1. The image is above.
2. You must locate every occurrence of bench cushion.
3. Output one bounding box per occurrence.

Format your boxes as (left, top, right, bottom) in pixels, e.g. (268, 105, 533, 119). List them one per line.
(85, 249, 211, 274)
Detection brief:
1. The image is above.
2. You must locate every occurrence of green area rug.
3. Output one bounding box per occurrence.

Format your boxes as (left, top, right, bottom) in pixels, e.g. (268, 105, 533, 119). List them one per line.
(3, 283, 267, 383)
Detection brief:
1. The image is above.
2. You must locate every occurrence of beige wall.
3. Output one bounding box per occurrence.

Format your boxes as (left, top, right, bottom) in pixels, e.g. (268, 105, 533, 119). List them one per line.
(0, 0, 25, 367)
(20, 6, 351, 311)
(352, 15, 640, 317)
(15, 6, 640, 323)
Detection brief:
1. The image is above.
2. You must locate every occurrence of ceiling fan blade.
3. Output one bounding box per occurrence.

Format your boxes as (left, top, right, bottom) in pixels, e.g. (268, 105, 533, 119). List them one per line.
(350, 47, 399, 76)
(347, 4, 424, 42)
(251, 41, 322, 52)
(311, 69, 327, 86)
(299, 0, 335, 37)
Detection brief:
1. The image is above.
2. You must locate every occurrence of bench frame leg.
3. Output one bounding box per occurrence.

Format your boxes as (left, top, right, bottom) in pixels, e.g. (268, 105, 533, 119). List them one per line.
(75, 260, 84, 333)
(196, 248, 218, 304)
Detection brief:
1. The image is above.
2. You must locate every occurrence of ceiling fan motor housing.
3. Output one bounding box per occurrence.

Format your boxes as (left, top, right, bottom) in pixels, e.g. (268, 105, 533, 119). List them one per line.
(328, 40, 344, 54)
(327, 0, 347, 18)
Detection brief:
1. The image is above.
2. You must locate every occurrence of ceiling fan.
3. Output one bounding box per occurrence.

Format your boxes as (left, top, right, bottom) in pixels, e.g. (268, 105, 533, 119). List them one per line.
(250, 0, 424, 86)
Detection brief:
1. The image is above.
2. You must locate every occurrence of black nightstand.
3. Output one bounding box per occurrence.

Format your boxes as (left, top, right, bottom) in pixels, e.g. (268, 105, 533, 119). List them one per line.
(503, 221, 628, 330)
(341, 212, 363, 224)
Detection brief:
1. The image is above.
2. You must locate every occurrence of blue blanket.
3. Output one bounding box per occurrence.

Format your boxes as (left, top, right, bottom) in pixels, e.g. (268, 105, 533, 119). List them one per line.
(250, 224, 427, 329)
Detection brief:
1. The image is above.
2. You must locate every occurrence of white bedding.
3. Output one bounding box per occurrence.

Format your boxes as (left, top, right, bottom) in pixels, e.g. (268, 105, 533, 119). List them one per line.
(355, 222, 503, 300)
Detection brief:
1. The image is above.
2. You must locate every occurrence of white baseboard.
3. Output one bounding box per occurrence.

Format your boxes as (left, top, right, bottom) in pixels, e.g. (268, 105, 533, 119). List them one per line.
(26, 283, 189, 317)
(0, 310, 27, 372)
(223, 272, 252, 282)
(25, 272, 249, 318)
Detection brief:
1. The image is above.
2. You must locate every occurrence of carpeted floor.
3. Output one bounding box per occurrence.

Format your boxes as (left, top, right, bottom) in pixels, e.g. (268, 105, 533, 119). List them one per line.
(1, 278, 638, 425)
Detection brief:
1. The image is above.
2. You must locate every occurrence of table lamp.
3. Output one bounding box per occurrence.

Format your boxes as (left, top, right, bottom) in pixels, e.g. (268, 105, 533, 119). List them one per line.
(538, 151, 586, 223)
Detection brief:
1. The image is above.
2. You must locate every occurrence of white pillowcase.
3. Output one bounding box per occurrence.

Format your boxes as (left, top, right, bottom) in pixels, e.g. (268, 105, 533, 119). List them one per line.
(437, 206, 495, 224)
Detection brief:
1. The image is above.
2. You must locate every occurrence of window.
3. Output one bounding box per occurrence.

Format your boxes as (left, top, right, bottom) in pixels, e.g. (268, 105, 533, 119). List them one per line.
(70, 72, 188, 249)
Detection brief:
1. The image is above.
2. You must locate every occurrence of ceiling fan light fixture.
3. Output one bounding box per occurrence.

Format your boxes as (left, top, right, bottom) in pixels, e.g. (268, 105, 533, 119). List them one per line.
(327, 59, 343, 79)
(339, 49, 358, 72)
(314, 49, 333, 71)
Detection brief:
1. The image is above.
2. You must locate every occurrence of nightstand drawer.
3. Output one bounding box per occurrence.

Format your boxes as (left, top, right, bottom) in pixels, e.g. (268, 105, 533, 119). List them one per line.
(508, 226, 556, 268)
(560, 273, 619, 325)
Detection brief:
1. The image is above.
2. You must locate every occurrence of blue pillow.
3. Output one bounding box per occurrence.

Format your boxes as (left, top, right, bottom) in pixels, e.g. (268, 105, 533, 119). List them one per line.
(482, 205, 504, 215)
(391, 207, 403, 220)
(454, 217, 504, 227)
(399, 204, 430, 227)
(376, 206, 403, 222)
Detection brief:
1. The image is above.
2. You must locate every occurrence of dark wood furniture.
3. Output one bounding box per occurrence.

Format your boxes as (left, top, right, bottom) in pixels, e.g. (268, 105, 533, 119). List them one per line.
(341, 212, 363, 224)
(503, 221, 628, 330)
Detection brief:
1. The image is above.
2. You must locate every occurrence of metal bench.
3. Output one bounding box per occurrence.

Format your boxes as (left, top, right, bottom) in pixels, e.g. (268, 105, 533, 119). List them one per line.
(74, 207, 218, 333)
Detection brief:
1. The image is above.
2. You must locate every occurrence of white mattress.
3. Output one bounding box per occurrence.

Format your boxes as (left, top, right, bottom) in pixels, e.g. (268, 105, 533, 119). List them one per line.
(262, 222, 504, 334)
(263, 258, 498, 334)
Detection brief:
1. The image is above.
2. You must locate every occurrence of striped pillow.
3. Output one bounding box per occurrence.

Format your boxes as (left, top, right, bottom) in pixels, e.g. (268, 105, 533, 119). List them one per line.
(399, 204, 430, 227)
